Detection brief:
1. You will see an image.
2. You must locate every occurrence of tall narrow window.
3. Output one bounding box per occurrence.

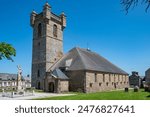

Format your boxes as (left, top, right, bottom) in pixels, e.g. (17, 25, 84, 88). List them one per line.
(95, 73, 97, 82)
(38, 23, 42, 37)
(53, 24, 57, 37)
(103, 74, 105, 82)
(38, 42, 40, 60)
(109, 74, 111, 82)
(38, 42, 40, 48)
(37, 70, 40, 77)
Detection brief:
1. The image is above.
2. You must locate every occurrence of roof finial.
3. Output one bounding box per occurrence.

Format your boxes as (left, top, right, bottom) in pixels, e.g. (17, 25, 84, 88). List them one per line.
(32, 9, 36, 14)
(44, 1, 50, 7)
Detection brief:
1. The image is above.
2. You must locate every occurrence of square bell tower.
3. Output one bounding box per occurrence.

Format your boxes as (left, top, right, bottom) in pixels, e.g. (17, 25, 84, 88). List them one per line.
(30, 2, 66, 89)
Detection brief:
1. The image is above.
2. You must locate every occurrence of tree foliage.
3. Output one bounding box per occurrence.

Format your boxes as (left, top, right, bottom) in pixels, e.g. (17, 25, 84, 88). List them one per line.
(121, 0, 150, 13)
(0, 42, 16, 62)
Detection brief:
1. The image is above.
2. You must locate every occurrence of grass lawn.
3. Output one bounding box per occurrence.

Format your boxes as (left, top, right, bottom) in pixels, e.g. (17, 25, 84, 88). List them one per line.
(34, 89, 150, 100)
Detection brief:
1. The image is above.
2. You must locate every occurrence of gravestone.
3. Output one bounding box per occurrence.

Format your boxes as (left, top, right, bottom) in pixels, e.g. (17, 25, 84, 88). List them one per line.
(134, 86, 139, 92)
(124, 87, 129, 92)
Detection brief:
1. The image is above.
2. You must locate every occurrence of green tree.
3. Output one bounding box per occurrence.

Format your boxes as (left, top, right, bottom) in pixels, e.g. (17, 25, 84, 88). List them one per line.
(0, 42, 16, 62)
(121, 0, 150, 13)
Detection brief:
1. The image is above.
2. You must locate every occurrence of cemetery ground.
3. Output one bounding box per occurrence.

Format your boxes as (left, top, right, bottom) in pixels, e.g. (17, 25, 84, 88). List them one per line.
(34, 89, 150, 100)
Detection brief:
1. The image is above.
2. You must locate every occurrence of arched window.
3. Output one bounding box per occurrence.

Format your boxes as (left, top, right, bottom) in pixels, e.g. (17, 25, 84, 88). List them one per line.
(38, 23, 42, 37)
(53, 24, 57, 37)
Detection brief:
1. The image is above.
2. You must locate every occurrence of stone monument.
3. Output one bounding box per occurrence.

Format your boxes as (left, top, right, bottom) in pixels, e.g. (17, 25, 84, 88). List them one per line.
(17, 65, 22, 91)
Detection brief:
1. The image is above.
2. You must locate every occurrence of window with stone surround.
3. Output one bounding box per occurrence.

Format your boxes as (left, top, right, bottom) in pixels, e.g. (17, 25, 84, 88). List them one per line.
(99, 83, 102, 86)
(94, 73, 97, 82)
(103, 74, 105, 82)
(37, 70, 40, 77)
(90, 83, 93, 88)
(38, 42, 40, 60)
(38, 23, 42, 37)
(53, 24, 57, 37)
(109, 74, 111, 82)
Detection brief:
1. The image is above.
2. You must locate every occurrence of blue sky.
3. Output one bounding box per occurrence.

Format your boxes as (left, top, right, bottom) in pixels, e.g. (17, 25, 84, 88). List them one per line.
(0, 0, 150, 76)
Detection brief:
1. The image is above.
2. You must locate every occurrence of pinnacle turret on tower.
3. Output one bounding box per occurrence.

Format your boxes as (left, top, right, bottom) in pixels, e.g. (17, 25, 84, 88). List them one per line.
(30, 10, 37, 27)
(43, 2, 51, 19)
(60, 12, 66, 29)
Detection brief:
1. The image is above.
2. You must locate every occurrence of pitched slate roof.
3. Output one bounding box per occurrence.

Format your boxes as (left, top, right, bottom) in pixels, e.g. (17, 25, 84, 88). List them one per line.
(0, 73, 24, 81)
(50, 47, 128, 75)
(51, 69, 69, 80)
(0, 73, 17, 81)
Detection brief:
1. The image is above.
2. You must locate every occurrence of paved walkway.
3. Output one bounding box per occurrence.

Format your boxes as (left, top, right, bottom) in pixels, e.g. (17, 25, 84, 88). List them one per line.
(0, 92, 75, 100)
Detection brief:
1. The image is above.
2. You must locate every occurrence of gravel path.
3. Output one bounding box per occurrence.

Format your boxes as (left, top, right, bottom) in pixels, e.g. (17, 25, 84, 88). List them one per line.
(0, 92, 75, 100)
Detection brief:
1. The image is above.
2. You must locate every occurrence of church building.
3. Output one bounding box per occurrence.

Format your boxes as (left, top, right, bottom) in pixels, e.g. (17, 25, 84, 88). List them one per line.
(31, 3, 129, 93)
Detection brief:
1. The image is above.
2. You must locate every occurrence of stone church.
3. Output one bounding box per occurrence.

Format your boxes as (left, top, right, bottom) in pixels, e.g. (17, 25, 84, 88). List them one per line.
(31, 3, 129, 93)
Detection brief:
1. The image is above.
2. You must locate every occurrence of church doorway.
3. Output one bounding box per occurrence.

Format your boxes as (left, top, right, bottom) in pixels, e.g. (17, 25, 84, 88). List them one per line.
(38, 82, 40, 89)
(49, 82, 55, 92)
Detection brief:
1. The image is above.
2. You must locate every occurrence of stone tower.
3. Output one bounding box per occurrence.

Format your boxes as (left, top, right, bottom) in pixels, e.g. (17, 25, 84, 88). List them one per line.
(30, 3, 66, 89)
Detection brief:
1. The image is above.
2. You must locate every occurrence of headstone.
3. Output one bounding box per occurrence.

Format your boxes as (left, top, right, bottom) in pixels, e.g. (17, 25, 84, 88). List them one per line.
(145, 87, 148, 92)
(124, 87, 129, 92)
(11, 92, 14, 98)
(134, 86, 139, 92)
